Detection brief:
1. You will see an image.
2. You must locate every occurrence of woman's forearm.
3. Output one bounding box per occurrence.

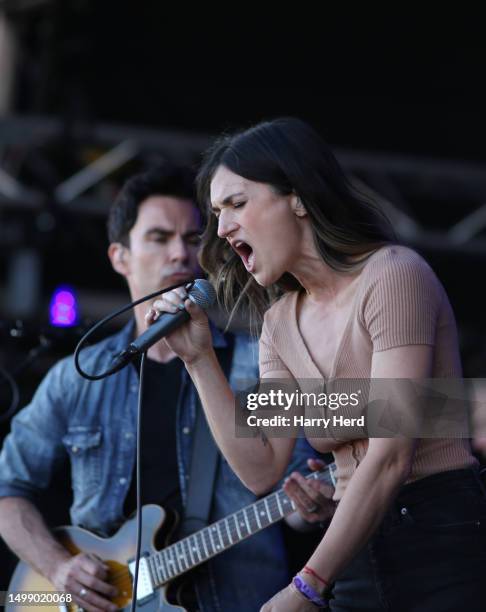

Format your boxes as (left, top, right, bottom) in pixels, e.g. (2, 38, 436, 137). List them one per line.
(186, 350, 294, 495)
(305, 444, 413, 583)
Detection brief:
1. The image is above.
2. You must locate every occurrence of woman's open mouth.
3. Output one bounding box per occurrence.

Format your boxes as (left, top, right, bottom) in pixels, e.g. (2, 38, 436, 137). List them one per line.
(232, 240, 255, 272)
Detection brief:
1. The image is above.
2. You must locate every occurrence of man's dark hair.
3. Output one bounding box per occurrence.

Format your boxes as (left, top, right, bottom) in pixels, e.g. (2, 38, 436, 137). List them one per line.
(107, 163, 197, 245)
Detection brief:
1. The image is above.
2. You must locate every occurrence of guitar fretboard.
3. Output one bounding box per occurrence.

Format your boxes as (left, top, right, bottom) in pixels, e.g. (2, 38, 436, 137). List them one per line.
(147, 464, 336, 587)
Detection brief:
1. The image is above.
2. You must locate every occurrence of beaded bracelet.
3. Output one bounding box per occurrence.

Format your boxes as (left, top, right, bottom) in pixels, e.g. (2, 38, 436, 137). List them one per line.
(292, 575, 328, 608)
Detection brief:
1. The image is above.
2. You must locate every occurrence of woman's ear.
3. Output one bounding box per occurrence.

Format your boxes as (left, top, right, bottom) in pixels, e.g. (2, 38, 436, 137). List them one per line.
(108, 242, 130, 276)
(291, 194, 307, 218)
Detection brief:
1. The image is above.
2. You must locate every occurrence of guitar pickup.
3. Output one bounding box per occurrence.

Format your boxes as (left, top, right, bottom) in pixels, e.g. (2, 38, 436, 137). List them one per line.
(127, 555, 155, 604)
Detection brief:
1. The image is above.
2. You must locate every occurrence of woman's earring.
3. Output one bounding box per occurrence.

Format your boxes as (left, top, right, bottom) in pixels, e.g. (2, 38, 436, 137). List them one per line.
(295, 197, 306, 217)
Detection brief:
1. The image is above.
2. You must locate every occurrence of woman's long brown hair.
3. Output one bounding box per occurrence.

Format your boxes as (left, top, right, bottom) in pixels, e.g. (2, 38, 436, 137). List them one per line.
(196, 117, 396, 332)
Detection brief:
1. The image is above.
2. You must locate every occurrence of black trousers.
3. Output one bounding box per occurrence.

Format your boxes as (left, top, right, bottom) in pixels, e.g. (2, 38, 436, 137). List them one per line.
(329, 468, 486, 612)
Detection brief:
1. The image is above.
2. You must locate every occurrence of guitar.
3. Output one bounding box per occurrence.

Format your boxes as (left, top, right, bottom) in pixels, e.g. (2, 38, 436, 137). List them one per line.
(7, 464, 336, 611)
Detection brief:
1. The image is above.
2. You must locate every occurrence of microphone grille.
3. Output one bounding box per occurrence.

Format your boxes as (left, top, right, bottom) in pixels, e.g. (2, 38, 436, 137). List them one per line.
(188, 279, 217, 310)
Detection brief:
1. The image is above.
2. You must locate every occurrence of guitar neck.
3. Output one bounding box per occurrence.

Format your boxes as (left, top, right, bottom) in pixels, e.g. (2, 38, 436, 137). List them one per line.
(147, 463, 336, 588)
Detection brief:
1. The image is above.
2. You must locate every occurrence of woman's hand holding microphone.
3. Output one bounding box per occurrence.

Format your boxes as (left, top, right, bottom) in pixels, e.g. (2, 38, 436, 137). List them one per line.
(145, 282, 214, 365)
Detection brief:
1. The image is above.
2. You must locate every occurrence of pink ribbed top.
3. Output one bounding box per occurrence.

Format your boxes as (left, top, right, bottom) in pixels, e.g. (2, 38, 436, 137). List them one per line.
(259, 245, 477, 499)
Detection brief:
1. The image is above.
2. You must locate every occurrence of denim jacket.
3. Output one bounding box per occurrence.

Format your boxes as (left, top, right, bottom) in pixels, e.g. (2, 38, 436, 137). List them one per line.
(0, 321, 314, 612)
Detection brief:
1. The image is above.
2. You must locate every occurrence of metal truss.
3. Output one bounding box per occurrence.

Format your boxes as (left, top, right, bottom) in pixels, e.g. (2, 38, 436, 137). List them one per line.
(1, 114, 485, 257)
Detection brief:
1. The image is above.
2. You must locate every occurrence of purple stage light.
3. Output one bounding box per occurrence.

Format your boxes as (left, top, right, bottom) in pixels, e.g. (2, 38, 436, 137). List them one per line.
(50, 287, 78, 327)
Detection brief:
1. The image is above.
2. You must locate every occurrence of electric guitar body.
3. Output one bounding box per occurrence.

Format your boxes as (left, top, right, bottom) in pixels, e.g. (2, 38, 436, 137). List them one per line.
(7, 505, 186, 611)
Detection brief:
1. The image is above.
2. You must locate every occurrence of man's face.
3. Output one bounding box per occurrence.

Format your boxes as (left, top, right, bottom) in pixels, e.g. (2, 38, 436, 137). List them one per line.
(113, 195, 202, 300)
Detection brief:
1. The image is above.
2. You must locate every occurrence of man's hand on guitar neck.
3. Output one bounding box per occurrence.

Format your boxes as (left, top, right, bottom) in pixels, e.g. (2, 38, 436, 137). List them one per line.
(284, 458, 337, 531)
(50, 553, 117, 612)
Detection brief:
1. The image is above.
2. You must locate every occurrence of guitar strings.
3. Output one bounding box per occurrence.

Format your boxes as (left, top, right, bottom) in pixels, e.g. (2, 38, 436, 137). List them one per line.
(105, 491, 294, 584)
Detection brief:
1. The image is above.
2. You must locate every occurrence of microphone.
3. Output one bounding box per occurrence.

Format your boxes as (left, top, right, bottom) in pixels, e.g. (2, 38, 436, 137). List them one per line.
(112, 279, 216, 369)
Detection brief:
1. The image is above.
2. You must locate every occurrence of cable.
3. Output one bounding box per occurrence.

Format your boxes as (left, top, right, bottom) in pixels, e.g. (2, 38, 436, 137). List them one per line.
(73, 279, 194, 381)
(130, 351, 146, 612)
(0, 364, 20, 424)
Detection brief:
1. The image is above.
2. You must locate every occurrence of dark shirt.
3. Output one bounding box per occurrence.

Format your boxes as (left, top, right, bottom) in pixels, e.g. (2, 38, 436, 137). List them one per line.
(124, 356, 200, 610)
(124, 356, 183, 518)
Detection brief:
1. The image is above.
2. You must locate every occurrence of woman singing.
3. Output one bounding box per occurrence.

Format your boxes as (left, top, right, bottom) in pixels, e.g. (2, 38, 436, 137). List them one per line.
(147, 118, 486, 611)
